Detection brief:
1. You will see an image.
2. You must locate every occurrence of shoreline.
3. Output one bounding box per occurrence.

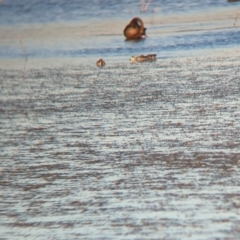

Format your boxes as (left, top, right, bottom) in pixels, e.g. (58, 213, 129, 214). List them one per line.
(1, 47, 240, 70)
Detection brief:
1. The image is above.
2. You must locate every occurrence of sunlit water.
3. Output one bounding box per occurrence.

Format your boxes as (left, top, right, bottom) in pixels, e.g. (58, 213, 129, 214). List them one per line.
(1, 0, 240, 61)
(1, 0, 240, 239)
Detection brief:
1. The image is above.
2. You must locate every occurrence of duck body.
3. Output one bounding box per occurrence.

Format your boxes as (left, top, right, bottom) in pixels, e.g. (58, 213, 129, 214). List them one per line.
(96, 59, 105, 67)
(124, 17, 147, 40)
(130, 54, 157, 63)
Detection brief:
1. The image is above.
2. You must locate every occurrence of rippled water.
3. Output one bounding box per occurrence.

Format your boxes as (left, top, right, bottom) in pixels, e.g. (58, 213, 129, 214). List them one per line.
(1, 0, 240, 239)
(1, 51, 240, 239)
(0, 0, 238, 25)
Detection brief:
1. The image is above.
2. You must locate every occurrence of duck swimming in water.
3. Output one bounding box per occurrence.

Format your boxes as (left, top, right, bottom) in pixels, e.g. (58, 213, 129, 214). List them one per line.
(123, 17, 147, 40)
(96, 59, 105, 67)
(130, 54, 157, 63)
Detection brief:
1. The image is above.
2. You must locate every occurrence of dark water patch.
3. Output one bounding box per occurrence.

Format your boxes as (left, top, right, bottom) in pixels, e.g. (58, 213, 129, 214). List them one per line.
(0, 0, 235, 25)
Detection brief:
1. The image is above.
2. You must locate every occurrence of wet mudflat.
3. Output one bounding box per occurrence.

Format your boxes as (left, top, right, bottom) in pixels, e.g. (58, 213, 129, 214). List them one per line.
(1, 49, 240, 239)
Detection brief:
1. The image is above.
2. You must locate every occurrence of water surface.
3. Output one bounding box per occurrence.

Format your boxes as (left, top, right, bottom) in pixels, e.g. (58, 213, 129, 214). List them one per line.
(1, 0, 240, 62)
(1, 1, 240, 239)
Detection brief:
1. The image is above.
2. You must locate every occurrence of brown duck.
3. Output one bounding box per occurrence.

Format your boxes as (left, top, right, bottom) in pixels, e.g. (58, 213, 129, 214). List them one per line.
(96, 59, 105, 67)
(123, 17, 147, 40)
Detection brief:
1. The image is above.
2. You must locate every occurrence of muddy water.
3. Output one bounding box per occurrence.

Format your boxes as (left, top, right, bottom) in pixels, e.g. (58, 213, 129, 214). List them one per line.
(1, 50, 240, 239)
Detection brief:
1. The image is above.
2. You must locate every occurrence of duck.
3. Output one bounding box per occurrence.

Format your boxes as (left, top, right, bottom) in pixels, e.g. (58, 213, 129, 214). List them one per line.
(123, 17, 147, 40)
(96, 59, 105, 67)
(130, 54, 157, 63)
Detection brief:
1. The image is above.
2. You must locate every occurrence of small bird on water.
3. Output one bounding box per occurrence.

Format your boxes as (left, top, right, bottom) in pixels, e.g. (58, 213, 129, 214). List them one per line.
(123, 17, 147, 40)
(130, 54, 157, 63)
(96, 59, 105, 67)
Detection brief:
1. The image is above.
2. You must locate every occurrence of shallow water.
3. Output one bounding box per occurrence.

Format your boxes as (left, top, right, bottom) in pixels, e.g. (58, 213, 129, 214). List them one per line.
(1, 50, 240, 239)
(1, 0, 240, 239)
(1, 0, 240, 61)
